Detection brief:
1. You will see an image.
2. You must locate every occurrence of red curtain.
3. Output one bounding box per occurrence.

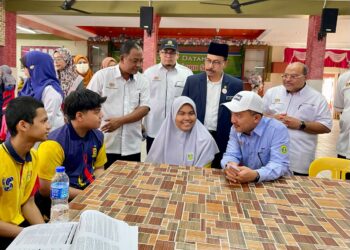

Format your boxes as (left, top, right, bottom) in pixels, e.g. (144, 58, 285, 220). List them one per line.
(284, 48, 350, 68)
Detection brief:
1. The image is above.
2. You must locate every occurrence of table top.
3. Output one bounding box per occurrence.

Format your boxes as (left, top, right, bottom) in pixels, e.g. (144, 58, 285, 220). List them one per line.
(70, 161, 350, 250)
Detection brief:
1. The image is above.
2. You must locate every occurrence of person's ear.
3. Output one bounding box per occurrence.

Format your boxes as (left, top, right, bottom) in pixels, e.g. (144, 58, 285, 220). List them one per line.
(75, 111, 84, 121)
(17, 120, 29, 132)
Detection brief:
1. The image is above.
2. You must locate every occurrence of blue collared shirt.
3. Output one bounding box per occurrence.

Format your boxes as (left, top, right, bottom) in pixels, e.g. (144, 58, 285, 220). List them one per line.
(221, 117, 290, 182)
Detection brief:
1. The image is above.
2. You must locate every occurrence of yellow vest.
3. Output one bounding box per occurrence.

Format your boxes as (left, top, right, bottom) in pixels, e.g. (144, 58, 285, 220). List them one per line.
(0, 142, 38, 225)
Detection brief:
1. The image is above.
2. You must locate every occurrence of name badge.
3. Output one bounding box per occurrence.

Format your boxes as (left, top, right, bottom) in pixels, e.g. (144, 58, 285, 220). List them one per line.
(106, 82, 118, 89)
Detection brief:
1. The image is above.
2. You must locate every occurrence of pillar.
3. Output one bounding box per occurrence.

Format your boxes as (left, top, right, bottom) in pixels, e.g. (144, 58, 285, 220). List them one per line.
(0, 11, 16, 67)
(305, 15, 326, 92)
(142, 15, 161, 72)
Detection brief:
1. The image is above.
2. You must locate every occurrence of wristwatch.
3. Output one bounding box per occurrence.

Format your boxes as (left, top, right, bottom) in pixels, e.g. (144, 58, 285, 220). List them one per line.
(299, 120, 306, 130)
(254, 171, 260, 183)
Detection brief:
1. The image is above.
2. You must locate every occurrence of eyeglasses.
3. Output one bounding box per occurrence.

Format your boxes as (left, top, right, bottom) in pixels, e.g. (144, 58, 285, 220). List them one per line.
(160, 50, 177, 56)
(53, 58, 64, 62)
(204, 58, 223, 67)
(281, 74, 304, 80)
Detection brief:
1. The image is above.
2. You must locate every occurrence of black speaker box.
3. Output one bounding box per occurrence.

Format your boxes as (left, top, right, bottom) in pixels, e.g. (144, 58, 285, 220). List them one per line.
(140, 6, 153, 29)
(321, 8, 338, 33)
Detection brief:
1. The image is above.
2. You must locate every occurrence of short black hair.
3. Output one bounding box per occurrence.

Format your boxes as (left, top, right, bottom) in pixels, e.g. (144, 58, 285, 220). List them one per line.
(6, 96, 44, 136)
(64, 89, 107, 121)
(120, 40, 142, 56)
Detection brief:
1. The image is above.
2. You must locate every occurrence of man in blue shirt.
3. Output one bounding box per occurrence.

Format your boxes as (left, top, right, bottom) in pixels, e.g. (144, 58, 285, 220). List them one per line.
(221, 91, 290, 183)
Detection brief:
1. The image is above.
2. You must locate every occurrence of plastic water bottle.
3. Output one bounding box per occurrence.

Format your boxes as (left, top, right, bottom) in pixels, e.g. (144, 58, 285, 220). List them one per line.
(50, 166, 69, 222)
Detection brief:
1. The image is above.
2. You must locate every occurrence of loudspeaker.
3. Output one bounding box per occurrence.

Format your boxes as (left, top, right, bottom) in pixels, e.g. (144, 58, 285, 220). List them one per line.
(321, 8, 338, 33)
(140, 6, 153, 30)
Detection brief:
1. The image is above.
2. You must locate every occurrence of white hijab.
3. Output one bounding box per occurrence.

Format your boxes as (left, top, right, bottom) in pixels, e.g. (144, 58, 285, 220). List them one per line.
(146, 96, 219, 167)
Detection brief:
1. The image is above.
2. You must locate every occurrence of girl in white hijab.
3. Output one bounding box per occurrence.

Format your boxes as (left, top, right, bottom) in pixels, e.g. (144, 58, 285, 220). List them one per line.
(146, 96, 219, 167)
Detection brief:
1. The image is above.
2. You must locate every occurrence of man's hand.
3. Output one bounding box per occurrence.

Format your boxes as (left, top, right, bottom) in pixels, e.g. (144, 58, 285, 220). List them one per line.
(224, 166, 258, 184)
(101, 117, 124, 133)
(281, 115, 301, 130)
(273, 113, 286, 122)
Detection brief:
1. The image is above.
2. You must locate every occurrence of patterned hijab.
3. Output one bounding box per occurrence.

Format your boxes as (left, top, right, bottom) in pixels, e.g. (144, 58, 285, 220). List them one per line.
(54, 48, 80, 97)
(146, 96, 219, 167)
(74, 55, 93, 87)
(19, 51, 64, 101)
(0, 65, 16, 88)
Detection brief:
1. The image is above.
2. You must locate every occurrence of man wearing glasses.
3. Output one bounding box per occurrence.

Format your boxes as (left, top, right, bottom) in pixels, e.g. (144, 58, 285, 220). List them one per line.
(263, 62, 332, 176)
(182, 42, 242, 168)
(222, 91, 290, 183)
(143, 39, 193, 152)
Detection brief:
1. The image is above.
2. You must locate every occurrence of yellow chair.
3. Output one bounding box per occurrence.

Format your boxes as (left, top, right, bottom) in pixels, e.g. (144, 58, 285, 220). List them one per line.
(309, 157, 350, 180)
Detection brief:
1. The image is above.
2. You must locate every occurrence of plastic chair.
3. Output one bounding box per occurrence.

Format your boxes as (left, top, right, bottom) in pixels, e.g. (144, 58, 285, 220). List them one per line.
(309, 157, 350, 180)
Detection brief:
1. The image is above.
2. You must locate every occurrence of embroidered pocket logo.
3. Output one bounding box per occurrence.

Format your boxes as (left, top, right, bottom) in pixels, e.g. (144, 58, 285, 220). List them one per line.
(2, 177, 14, 191)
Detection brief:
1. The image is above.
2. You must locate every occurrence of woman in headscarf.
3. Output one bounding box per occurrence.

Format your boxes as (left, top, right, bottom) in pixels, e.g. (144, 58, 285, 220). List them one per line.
(53, 48, 84, 97)
(19, 51, 64, 131)
(74, 55, 94, 87)
(101, 57, 117, 69)
(248, 73, 263, 95)
(0, 65, 16, 138)
(146, 96, 219, 167)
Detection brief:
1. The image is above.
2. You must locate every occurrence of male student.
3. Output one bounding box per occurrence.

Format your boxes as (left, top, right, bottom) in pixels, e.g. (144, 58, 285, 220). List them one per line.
(0, 96, 48, 249)
(35, 89, 107, 218)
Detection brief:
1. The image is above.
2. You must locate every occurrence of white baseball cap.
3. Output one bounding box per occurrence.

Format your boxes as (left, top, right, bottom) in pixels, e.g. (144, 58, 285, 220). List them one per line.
(223, 91, 264, 114)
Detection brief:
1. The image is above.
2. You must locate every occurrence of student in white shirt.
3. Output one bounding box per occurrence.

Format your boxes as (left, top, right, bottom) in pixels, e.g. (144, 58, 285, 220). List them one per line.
(88, 40, 150, 169)
(143, 39, 193, 152)
(263, 62, 332, 175)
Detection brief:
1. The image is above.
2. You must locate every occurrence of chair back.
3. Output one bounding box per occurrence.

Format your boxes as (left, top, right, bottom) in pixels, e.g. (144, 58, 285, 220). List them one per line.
(309, 157, 350, 180)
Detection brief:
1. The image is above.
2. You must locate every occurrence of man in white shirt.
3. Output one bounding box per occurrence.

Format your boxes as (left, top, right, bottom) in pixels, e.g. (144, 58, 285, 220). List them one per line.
(143, 39, 193, 152)
(87, 40, 150, 169)
(334, 62, 350, 160)
(263, 62, 332, 175)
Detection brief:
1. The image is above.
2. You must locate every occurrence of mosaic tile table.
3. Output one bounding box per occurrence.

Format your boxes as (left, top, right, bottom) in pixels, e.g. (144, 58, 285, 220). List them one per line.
(70, 161, 350, 250)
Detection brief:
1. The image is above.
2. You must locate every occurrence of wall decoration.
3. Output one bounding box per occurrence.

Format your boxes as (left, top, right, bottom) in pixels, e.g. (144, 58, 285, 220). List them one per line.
(0, 1, 5, 46)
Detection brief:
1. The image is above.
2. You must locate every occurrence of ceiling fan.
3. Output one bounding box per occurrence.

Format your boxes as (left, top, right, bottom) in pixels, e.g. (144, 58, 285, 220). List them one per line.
(61, 0, 91, 14)
(200, 0, 268, 14)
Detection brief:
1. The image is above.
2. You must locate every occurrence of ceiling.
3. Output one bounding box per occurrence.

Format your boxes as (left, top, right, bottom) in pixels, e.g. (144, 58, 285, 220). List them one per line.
(7, 0, 350, 48)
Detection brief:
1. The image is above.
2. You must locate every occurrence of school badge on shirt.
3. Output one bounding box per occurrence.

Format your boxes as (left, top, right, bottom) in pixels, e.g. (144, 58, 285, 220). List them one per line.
(2, 176, 14, 191)
(280, 145, 288, 154)
(92, 145, 97, 158)
(187, 153, 194, 161)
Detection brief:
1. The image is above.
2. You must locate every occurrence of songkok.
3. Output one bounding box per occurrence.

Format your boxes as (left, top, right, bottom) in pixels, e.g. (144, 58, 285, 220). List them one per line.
(208, 42, 229, 59)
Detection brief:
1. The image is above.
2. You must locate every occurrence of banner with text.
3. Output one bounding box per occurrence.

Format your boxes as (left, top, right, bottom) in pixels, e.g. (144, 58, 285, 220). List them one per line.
(177, 52, 242, 78)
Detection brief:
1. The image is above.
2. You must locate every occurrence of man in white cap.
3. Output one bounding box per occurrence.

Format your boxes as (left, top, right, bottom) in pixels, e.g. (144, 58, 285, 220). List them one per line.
(222, 91, 290, 183)
(182, 42, 242, 168)
(143, 39, 193, 152)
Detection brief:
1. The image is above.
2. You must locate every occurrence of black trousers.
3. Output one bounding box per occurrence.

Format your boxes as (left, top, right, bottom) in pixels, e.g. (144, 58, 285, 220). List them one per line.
(146, 136, 155, 153)
(293, 171, 309, 176)
(105, 153, 141, 169)
(0, 220, 30, 249)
